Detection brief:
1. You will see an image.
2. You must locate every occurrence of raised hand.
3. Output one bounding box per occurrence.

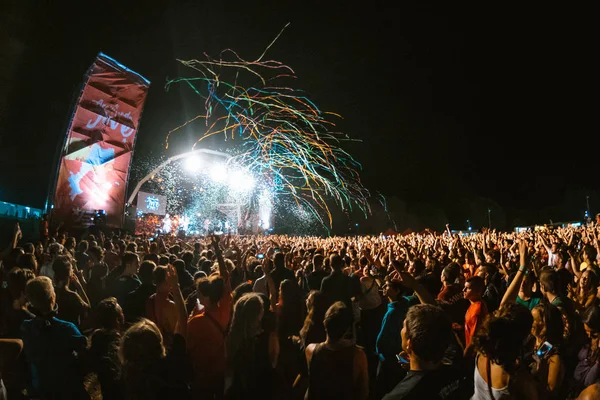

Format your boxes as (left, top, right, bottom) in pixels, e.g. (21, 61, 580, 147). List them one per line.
(166, 264, 179, 290)
(518, 240, 527, 268)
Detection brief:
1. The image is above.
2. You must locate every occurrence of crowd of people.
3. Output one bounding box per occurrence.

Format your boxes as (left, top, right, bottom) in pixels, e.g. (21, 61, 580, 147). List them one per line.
(3, 222, 600, 399)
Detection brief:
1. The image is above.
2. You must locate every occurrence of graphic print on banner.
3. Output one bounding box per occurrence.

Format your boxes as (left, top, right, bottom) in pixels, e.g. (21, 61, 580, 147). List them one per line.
(137, 191, 167, 216)
(53, 53, 150, 227)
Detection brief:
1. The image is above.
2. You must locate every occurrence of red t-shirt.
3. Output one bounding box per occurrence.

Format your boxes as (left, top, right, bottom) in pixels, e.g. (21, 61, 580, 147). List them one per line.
(464, 300, 488, 349)
(186, 279, 232, 387)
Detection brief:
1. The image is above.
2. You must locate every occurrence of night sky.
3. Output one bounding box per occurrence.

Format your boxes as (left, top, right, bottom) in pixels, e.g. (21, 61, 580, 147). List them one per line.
(0, 1, 595, 230)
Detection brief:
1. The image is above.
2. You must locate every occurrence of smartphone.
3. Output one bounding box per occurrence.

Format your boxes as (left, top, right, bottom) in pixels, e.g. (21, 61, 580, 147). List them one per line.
(257, 254, 265, 259)
(536, 341, 553, 358)
(396, 354, 409, 364)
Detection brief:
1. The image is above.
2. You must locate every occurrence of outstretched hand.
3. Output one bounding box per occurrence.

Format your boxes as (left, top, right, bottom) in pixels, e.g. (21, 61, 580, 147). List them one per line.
(211, 234, 221, 249)
(518, 239, 528, 268)
(166, 264, 179, 290)
(390, 271, 418, 289)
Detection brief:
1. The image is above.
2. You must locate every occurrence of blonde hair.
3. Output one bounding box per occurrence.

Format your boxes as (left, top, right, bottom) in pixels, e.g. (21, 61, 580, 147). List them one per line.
(26, 276, 55, 314)
(119, 319, 165, 368)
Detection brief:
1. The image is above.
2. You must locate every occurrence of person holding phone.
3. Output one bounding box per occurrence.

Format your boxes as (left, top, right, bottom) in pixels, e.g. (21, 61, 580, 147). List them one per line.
(530, 303, 566, 398)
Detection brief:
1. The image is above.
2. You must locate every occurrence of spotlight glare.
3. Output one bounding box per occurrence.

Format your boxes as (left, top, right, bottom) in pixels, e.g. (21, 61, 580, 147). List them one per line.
(228, 169, 255, 192)
(184, 156, 203, 173)
(209, 164, 228, 182)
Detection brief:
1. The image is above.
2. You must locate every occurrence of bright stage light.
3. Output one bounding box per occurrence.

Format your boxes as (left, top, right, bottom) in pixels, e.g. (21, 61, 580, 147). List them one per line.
(184, 156, 203, 173)
(209, 164, 228, 183)
(258, 189, 272, 230)
(228, 169, 255, 192)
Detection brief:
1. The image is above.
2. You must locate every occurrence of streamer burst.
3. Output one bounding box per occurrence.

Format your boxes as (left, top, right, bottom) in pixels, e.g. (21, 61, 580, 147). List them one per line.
(165, 23, 370, 227)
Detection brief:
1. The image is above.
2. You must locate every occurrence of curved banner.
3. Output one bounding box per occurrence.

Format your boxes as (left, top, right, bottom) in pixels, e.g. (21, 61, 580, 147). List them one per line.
(53, 53, 150, 227)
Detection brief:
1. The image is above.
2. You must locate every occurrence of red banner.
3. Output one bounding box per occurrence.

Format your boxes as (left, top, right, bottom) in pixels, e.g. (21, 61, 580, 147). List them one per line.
(53, 53, 150, 227)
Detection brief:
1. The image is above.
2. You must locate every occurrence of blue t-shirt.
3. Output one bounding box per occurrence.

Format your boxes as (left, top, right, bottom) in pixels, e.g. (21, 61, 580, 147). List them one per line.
(21, 316, 87, 397)
(376, 296, 418, 362)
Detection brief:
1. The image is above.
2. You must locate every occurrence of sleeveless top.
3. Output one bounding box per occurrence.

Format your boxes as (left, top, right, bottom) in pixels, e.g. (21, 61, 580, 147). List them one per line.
(471, 355, 514, 400)
(306, 343, 359, 400)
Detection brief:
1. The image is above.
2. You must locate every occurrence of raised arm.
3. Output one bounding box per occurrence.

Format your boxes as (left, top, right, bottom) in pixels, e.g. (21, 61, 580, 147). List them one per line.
(500, 240, 528, 307)
(167, 264, 188, 336)
(568, 248, 582, 279)
(212, 235, 229, 281)
(539, 234, 552, 253)
(393, 269, 435, 305)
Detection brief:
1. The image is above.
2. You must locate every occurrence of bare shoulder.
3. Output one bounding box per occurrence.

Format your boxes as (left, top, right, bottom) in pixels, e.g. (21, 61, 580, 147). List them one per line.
(578, 383, 600, 400)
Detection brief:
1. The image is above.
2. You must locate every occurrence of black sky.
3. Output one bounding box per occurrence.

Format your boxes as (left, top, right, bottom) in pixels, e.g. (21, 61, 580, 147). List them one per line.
(0, 1, 596, 228)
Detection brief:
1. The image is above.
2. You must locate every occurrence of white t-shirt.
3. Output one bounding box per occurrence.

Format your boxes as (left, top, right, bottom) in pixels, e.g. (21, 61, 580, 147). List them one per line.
(358, 276, 381, 310)
(39, 263, 54, 280)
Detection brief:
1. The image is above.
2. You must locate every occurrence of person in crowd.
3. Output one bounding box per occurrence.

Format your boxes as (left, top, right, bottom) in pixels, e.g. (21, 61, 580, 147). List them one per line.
(38, 242, 63, 279)
(52, 255, 90, 326)
(437, 262, 469, 324)
(186, 236, 232, 399)
(358, 261, 383, 365)
(0, 338, 23, 400)
(571, 269, 599, 313)
(462, 276, 488, 353)
(573, 304, 600, 397)
(470, 303, 539, 399)
(321, 254, 359, 307)
(231, 282, 253, 305)
(383, 304, 466, 400)
(122, 259, 156, 322)
(539, 268, 584, 356)
(173, 259, 195, 296)
(375, 276, 418, 394)
(307, 253, 328, 292)
(276, 278, 306, 389)
(224, 293, 265, 398)
(87, 261, 109, 307)
(21, 276, 88, 399)
(300, 290, 328, 349)
(516, 272, 542, 310)
(17, 253, 38, 275)
(181, 251, 197, 276)
(530, 302, 566, 398)
(119, 319, 190, 399)
(270, 251, 295, 301)
(476, 264, 503, 313)
(107, 251, 141, 305)
(305, 301, 369, 400)
(4, 268, 35, 339)
(75, 240, 90, 273)
(146, 265, 187, 347)
(87, 297, 125, 400)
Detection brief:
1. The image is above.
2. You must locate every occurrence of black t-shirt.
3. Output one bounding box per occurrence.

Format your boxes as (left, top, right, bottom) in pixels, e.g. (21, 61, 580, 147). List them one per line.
(270, 266, 296, 300)
(307, 270, 329, 291)
(382, 366, 464, 400)
(107, 275, 141, 305)
(55, 287, 87, 326)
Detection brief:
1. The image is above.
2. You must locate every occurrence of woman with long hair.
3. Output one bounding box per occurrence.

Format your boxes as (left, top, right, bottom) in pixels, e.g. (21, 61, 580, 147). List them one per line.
(471, 303, 538, 399)
(87, 297, 125, 400)
(530, 302, 566, 398)
(276, 279, 306, 389)
(571, 270, 599, 313)
(573, 304, 600, 396)
(299, 291, 328, 349)
(119, 319, 189, 400)
(225, 293, 265, 398)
